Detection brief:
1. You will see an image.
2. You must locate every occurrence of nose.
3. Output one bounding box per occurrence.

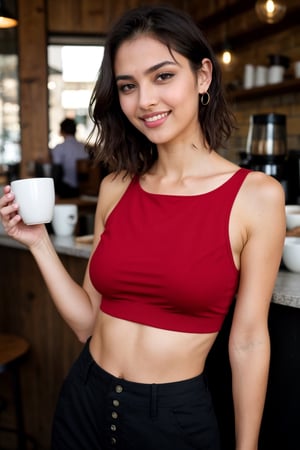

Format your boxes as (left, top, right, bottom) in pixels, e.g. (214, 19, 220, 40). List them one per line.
(138, 82, 158, 109)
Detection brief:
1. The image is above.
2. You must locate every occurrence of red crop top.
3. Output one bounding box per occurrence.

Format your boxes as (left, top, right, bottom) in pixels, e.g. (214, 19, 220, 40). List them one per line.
(89, 168, 251, 333)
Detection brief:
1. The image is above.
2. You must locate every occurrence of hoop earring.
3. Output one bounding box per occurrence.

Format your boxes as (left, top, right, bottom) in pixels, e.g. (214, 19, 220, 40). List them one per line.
(200, 92, 210, 106)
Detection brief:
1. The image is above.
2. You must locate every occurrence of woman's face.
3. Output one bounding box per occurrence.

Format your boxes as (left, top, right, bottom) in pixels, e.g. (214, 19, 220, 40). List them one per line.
(114, 35, 211, 147)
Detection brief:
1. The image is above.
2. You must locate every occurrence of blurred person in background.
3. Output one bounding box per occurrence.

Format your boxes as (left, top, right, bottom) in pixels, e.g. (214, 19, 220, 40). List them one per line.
(51, 118, 89, 198)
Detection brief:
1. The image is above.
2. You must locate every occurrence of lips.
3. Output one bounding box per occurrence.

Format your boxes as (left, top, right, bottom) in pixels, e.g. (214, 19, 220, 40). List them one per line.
(141, 111, 170, 128)
(143, 112, 169, 123)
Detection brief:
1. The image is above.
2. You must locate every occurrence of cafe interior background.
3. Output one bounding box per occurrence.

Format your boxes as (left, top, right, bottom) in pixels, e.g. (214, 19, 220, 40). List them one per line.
(1, 0, 300, 449)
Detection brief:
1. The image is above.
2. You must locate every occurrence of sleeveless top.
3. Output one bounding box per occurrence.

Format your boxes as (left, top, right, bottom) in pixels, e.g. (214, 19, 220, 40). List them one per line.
(89, 168, 251, 333)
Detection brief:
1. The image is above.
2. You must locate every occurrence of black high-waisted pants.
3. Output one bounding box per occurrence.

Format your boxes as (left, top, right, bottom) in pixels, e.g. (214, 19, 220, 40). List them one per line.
(51, 339, 221, 450)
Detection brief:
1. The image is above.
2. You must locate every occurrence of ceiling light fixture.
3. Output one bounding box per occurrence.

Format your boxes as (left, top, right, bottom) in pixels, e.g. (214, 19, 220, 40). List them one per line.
(255, 0, 287, 24)
(0, 0, 18, 28)
(221, 1, 233, 67)
(221, 49, 232, 66)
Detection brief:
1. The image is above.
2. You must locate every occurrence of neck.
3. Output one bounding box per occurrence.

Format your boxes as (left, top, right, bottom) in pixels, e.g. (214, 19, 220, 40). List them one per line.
(153, 143, 213, 179)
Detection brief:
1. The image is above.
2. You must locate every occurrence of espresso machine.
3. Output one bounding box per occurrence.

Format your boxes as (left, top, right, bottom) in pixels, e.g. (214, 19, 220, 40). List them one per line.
(240, 113, 289, 198)
(285, 149, 300, 204)
(240, 113, 300, 203)
(242, 113, 287, 176)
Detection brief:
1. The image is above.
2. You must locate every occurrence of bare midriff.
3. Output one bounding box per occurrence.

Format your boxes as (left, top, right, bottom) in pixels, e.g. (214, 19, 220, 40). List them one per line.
(89, 311, 218, 383)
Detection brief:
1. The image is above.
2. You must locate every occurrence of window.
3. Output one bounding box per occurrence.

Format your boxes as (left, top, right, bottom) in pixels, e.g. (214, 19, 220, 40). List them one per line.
(0, 25, 20, 166)
(48, 41, 104, 149)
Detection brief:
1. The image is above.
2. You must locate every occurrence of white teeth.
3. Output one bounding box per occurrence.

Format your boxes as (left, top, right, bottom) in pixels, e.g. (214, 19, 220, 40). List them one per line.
(144, 112, 168, 122)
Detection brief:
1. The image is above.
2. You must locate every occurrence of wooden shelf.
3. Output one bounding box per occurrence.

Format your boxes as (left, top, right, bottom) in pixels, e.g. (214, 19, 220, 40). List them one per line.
(227, 78, 300, 102)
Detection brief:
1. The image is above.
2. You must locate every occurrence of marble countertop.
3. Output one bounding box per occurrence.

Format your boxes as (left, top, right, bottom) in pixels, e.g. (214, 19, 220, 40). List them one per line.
(272, 271, 300, 309)
(0, 230, 299, 308)
(0, 230, 92, 259)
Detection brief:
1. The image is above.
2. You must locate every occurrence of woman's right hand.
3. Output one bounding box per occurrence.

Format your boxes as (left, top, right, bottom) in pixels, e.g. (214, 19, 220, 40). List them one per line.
(0, 185, 47, 248)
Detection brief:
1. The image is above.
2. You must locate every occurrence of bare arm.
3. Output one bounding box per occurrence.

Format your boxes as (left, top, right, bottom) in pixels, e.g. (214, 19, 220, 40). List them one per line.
(0, 184, 104, 341)
(29, 230, 101, 341)
(229, 173, 286, 450)
(0, 173, 131, 342)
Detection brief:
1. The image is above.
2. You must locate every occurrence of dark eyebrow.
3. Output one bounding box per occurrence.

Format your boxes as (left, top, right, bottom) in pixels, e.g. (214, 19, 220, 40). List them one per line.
(115, 60, 177, 82)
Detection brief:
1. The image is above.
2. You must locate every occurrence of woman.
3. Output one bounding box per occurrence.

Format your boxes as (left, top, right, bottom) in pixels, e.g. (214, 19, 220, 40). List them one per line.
(0, 5, 285, 450)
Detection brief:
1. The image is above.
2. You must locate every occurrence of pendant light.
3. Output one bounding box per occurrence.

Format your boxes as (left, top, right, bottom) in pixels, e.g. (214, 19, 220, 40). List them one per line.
(0, 0, 18, 28)
(255, 0, 287, 24)
(221, 45, 232, 66)
(220, 1, 233, 67)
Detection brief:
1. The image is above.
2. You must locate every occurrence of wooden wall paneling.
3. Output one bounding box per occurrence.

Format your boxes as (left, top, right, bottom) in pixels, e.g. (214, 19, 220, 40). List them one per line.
(0, 245, 85, 448)
(104, 0, 189, 34)
(18, 0, 48, 178)
(46, 0, 199, 35)
(47, 0, 111, 34)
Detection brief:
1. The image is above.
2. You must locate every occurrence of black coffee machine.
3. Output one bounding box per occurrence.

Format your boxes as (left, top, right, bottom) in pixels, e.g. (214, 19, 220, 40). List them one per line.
(285, 149, 300, 204)
(239, 113, 289, 198)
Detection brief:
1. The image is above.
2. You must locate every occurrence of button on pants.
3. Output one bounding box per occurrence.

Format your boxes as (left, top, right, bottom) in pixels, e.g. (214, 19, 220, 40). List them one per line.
(51, 339, 221, 450)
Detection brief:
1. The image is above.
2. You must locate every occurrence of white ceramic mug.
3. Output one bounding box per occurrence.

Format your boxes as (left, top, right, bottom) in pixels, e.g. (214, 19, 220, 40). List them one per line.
(52, 204, 78, 237)
(294, 61, 300, 79)
(255, 65, 267, 87)
(268, 65, 284, 84)
(243, 64, 255, 89)
(11, 177, 55, 225)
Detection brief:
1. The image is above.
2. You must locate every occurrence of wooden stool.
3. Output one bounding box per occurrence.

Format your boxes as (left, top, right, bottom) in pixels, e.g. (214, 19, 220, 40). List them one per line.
(0, 333, 31, 449)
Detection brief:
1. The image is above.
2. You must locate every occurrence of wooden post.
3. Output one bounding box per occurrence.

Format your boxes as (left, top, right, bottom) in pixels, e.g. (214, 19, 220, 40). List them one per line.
(18, 0, 48, 178)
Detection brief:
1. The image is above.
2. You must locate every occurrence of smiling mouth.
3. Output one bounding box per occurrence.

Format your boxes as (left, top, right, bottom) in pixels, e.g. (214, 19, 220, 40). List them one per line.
(143, 112, 169, 123)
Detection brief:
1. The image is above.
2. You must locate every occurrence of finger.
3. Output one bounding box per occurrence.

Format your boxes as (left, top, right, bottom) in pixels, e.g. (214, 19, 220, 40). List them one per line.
(8, 213, 22, 227)
(0, 202, 18, 223)
(2, 208, 22, 233)
(3, 191, 15, 205)
(0, 186, 13, 206)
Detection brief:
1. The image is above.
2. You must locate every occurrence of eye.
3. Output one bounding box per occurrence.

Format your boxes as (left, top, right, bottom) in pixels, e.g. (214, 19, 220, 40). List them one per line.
(118, 83, 136, 93)
(156, 72, 175, 82)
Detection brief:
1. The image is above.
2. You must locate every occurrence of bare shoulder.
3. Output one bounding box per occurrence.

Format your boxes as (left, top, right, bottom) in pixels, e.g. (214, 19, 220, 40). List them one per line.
(242, 170, 285, 206)
(100, 170, 133, 195)
(238, 171, 286, 235)
(97, 171, 133, 223)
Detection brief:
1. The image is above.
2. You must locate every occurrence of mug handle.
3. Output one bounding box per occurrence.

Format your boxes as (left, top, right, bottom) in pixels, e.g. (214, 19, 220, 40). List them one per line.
(67, 214, 78, 225)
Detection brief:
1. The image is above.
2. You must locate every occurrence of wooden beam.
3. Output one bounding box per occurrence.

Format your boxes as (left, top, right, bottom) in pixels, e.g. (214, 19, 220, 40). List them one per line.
(18, 0, 48, 178)
(211, 6, 300, 52)
(197, 0, 254, 30)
